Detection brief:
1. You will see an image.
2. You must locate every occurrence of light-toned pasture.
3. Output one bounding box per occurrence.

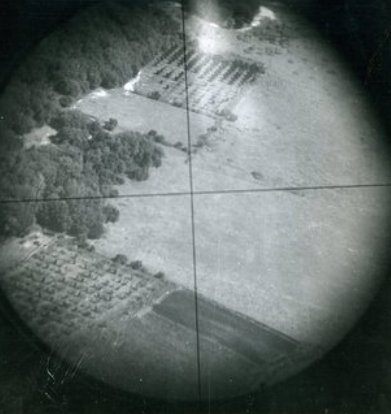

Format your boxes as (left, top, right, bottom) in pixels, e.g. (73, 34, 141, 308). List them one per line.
(76, 89, 215, 194)
(92, 195, 195, 287)
(87, 9, 391, 349)
(188, 14, 391, 192)
(91, 187, 390, 348)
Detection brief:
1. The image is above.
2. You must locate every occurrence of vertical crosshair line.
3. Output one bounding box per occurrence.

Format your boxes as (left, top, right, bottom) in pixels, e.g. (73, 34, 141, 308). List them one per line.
(180, 0, 202, 401)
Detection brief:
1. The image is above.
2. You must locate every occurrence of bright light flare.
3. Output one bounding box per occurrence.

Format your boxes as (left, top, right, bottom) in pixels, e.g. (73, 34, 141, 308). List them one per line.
(124, 70, 142, 94)
(197, 21, 227, 54)
(239, 6, 277, 32)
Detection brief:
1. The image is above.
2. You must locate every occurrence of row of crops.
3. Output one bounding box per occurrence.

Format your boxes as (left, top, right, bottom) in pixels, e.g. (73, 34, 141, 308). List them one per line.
(136, 43, 265, 116)
(151, 43, 265, 83)
(1, 241, 171, 343)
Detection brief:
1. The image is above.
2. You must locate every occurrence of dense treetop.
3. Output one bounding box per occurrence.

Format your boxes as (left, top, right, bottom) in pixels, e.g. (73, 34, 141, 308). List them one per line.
(0, 1, 177, 239)
(0, 1, 180, 135)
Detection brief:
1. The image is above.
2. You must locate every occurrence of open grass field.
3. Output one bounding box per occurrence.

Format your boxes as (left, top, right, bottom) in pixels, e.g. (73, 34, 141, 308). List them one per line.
(76, 87, 217, 148)
(186, 10, 391, 192)
(91, 195, 195, 283)
(192, 188, 391, 347)
(77, 90, 190, 146)
(1, 1, 391, 402)
(76, 4, 391, 195)
(90, 186, 390, 350)
(76, 88, 216, 194)
(80, 3, 391, 353)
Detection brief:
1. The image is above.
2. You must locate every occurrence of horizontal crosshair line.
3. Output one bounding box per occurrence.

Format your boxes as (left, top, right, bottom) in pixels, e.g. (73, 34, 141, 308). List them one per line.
(1, 182, 391, 204)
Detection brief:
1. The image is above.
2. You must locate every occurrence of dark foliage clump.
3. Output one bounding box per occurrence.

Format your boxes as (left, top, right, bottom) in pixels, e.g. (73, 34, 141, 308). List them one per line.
(154, 271, 165, 279)
(103, 204, 120, 223)
(0, 1, 180, 136)
(148, 130, 166, 144)
(103, 118, 118, 131)
(112, 254, 128, 265)
(130, 260, 143, 271)
(148, 91, 161, 100)
(0, 110, 164, 239)
(0, 2, 176, 240)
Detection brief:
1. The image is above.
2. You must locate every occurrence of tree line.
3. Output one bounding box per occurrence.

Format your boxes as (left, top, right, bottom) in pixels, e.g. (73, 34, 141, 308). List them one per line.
(0, 1, 180, 136)
(0, 1, 176, 239)
(0, 109, 164, 239)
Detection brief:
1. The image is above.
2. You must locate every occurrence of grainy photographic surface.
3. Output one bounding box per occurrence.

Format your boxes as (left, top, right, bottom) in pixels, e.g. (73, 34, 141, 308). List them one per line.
(0, 0, 391, 412)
